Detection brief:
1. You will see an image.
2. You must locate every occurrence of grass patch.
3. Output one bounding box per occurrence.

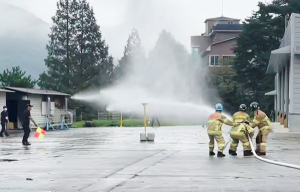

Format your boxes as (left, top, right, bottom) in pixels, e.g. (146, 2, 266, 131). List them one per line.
(93, 119, 120, 127)
(123, 119, 144, 127)
(72, 121, 85, 128)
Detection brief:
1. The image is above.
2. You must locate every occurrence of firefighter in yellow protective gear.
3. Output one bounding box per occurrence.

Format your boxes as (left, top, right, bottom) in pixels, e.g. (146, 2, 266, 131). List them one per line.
(207, 103, 233, 157)
(250, 102, 272, 156)
(229, 104, 255, 156)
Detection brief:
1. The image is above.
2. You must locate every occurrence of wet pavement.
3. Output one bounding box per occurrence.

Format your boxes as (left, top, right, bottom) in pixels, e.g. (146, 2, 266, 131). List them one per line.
(0, 126, 300, 192)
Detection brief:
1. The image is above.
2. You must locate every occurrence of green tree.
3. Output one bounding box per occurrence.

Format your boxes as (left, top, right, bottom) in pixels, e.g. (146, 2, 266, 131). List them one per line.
(114, 28, 145, 80)
(39, 0, 113, 95)
(39, 0, 77, 93)
(0, 66, 37, 88)
(73, 0, 114, 90)
(232, 0, 300, 114)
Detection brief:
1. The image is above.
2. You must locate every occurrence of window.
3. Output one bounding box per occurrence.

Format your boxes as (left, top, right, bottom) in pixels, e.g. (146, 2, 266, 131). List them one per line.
(228, 21, 233, 24)
(210, 56, 219, 66)
(222, 56, 234, 65)
(192, 47, 199, 55)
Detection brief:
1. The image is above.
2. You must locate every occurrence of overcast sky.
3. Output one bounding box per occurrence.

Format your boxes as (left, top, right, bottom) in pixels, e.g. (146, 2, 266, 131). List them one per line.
(1, 0, 272, 59)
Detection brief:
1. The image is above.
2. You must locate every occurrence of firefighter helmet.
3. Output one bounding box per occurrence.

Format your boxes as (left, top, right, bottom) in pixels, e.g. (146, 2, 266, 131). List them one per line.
(215, 103, 223, 111)
(250, 102, 259, 111)
(239, 104, 247, 111)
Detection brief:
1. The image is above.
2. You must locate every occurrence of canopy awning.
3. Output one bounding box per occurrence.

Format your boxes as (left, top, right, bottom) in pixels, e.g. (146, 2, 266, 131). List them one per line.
(271, 46, 291, 54)
(266, 45, 291, 74)
(265, 90, 277, 96)
(0, 88, 14, 93)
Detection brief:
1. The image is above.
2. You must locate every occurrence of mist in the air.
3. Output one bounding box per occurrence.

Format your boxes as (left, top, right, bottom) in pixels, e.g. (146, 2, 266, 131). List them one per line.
(73, 29, 222, 124)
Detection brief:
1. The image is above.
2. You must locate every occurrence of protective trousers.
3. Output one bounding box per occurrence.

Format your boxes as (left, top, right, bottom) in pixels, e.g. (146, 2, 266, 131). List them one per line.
(151, 118, 160, 127)
(256, 129, 271, 153)
(208, 135, 225, 152)
(229, 135, 251, 151)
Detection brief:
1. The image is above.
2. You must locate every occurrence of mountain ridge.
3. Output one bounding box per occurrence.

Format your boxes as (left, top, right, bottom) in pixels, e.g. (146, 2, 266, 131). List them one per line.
(0, 1, 50, 78)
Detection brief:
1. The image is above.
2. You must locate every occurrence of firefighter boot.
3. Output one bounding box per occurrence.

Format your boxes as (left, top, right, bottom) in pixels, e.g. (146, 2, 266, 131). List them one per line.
(229, 150, 237, 156)
(217, 152, 225, 157)
(244, 150, 253, 156)
(209, 151, 215, 156)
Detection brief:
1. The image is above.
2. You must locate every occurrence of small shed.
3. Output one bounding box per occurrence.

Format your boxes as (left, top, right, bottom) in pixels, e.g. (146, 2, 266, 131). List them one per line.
(4, 87, 71, 129)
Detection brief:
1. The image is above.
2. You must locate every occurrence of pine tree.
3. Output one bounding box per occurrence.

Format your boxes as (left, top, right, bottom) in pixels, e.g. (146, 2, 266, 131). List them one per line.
(73, 0, 113, 90)
(39, 0, 77, 93)
(0, 67, 37, 88)
(114, 28, 145, 79)
(39, 0, 113, 94)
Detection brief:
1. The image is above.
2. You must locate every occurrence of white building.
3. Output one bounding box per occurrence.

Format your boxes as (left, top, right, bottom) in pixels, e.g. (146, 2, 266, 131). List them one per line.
(267, 13, 300, 132)
(1, 87, 72, 129)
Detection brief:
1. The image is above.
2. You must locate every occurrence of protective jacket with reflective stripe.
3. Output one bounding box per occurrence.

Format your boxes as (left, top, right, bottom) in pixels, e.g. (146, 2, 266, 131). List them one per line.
(250, 110, 272, 131)
(230, 123, 255, 138)
(207, 112, 233, 135)
(232, 111, 250, 125)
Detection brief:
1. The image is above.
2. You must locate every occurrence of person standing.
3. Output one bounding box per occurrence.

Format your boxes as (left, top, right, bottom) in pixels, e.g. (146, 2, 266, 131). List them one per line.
(0, 106, 9, 137)
(229, 120, 255, 156)
(22, 104, 37, 146)
(250, 102, 272, 156)
(207, 103, 233, 157)
(229, 104, 253, 156)
(151, 116, 161, 127)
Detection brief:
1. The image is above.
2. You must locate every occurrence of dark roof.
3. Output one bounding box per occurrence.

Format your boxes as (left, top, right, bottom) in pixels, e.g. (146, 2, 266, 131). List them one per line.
(214, 24, 243, 31)
(4, 87, 69, 96)
(212, 37, 237, 45)
(204, 16, 240, 23)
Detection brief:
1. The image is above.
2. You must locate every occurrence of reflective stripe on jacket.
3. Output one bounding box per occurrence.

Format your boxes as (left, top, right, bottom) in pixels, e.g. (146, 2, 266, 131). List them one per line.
(232, 111, 250, 125)
(230, 123, 255, 138)
(207, 112, 233, 135)
(251, 110, 272, 131)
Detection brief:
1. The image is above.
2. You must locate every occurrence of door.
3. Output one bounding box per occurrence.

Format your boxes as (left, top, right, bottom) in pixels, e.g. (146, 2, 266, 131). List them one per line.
(7, 100, 18, 123)
(17, 100, 30, 127)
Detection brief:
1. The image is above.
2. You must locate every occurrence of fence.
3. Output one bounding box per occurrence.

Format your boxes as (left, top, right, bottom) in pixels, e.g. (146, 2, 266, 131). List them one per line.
(98, 111, 121, 120)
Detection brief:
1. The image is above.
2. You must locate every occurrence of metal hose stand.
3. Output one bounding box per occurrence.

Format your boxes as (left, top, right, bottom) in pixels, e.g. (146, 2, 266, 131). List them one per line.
(248, 134, 300, 170)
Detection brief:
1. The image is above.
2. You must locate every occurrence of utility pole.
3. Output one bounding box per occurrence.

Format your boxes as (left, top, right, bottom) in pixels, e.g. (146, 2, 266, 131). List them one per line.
(222, 0, 224, 17)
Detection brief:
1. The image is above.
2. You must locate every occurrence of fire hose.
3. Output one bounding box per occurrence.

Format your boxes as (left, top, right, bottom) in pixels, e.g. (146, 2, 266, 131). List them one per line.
(205, 121, 300, 169)
(247, 134, 300, 170)
(223, 130, 300, 170)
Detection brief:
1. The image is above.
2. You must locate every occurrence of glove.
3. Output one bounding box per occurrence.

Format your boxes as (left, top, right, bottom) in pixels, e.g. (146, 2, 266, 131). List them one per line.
(242, 120, 250, 125)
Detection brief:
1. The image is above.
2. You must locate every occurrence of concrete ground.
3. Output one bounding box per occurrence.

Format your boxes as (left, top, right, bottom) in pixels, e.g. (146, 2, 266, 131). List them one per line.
(0, 126, 300, 192)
